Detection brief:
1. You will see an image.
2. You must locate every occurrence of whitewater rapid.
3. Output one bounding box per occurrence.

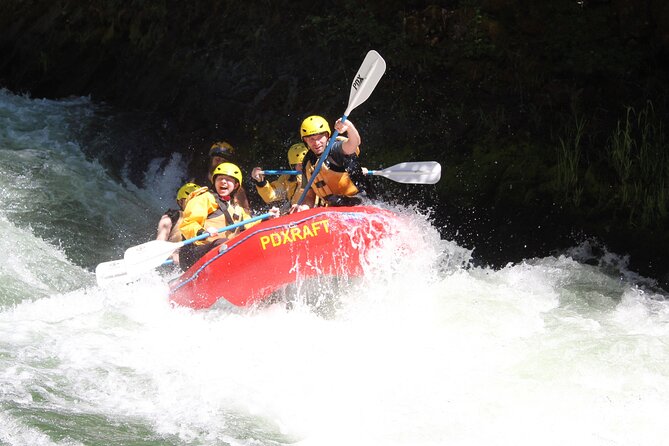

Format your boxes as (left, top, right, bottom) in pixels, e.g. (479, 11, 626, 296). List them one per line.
(1, 88, 668, 446)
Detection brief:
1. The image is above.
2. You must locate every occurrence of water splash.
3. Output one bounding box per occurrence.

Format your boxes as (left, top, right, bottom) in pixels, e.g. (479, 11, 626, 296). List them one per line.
(1, 88, 668, 446)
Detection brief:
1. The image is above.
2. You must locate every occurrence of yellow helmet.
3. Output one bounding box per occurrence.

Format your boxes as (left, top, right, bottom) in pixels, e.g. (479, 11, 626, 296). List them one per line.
(300, 115, 331, 139)
(287, 143, 308, 165)
(211, 162, 243, 185)
(209, 141, 236, 160)
(176, 182, 200, 201)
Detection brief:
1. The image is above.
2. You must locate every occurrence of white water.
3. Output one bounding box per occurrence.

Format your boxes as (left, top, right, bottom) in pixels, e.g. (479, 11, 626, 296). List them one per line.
(1, 88, 668, 446)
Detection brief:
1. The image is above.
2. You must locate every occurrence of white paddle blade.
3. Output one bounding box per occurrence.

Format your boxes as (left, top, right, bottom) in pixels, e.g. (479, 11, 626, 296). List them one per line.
(95, 259, 130, 287)
(124, 239, 183, 273)
(345, 50, 386, 116)
(375, 161, 442, 184)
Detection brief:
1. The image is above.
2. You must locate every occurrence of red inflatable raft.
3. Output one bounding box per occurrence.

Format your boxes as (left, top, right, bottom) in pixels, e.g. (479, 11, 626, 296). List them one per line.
(168, 206, 399, 309)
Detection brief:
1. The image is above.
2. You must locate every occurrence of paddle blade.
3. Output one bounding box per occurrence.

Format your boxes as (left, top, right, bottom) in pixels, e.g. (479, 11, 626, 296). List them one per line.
(95, 259, 130, 287)
(345, 50, 386, 116)
(371, 161, 442, 184)
(124, 239, 182, 273)
(96, 257, 176, 287)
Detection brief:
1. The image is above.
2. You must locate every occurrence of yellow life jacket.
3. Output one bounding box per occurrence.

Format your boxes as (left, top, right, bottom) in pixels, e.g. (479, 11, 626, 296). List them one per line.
(303, 142, 360, 201)
(162, 185, 201, 242)
(256, 174, 303, 205)
(179, 189, 254, 245)
(186, 186, 209, 202)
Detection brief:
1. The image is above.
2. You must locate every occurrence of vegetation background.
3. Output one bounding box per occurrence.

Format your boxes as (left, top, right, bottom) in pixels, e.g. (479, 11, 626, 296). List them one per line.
(1, 0, 668, 286)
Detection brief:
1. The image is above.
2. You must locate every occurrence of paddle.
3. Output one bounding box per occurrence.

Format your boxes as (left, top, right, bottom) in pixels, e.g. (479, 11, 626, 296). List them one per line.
(124, 212, 273, 274)
(259, 161, 441, 184)
(95, 259, 131, 287)
(296, 50, 386, 205)
(365, 161, 442, 184)
(258, 170, 301, 175)
(95, 258, 173, 287)
(95, 212, 273, 286)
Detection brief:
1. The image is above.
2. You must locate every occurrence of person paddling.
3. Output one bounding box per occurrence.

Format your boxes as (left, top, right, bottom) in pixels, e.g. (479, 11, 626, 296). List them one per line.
(251, 143, 311, 212)
(179, 162, 279, 270)
(290, 115, 372, 213)
(156, 182, 199, 241)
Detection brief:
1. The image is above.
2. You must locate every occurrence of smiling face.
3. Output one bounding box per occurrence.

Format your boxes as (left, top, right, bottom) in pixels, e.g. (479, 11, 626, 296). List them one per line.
(303, 132, 329, 156)
(214, 174, 239, 198)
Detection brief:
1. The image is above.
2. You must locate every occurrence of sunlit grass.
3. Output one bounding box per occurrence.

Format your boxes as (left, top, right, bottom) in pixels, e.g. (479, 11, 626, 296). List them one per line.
(556, 112, 585, 207)
(608, 102, 668, 227)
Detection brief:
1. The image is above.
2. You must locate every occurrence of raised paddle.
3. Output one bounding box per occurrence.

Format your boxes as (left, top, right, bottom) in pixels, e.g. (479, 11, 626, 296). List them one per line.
(95, 212, 273, 286)
(296, 50, 386, 205)
(259, 161, 442, 184)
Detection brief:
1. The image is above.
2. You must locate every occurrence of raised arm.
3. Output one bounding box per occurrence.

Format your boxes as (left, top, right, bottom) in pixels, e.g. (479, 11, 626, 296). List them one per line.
(335, 118, 361, 155)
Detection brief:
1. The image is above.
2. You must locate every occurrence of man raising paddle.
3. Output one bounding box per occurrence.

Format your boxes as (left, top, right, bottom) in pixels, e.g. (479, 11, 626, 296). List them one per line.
(291, 115, 372, 212)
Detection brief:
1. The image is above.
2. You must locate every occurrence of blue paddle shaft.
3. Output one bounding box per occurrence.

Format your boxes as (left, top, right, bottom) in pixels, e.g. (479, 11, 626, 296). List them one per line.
(296, 116, 347, 205)
(265, 169, 377, 176)
(186, 212, 273, 246)
(261, 170, 300, 175)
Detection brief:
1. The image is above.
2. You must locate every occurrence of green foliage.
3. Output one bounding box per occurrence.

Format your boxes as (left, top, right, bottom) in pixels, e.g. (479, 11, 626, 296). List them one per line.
(556, 111, 585, 207)
(549, 100, 668, 230)
(2, 0, 669, 246)
(459, 6, 497, 59)
(477, 105, 507, 138)
(607, 102, 669, 227)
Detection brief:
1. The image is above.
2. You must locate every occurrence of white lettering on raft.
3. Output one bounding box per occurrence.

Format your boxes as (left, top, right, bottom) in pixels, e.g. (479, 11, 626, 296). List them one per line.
(260, 219, 330, 250)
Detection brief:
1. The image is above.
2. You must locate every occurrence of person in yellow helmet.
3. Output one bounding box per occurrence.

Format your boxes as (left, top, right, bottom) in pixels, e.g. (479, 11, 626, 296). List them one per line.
(179, 162, 279, 270)
(155, 182, 200, 265)
(156, 182, 200, 242)
(207, 141, 235, 182)
(291, 115, 370, 212)
(251, 143, 310, 212)
(206, 141, 251, 210)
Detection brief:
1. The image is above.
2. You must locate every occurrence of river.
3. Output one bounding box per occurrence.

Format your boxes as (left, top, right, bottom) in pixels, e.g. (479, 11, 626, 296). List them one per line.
(1, 88, 668, 446)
